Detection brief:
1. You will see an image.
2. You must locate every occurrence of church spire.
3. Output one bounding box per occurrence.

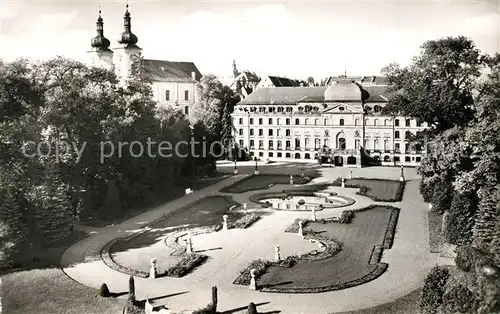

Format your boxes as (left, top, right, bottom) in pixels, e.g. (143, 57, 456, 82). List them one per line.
(118, 3, 139, 47)
(90, 7, 111, 51)
(232, 59, 239, 78)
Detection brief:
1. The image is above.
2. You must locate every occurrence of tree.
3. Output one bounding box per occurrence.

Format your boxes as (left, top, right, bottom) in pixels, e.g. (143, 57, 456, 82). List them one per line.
(220, 104, 234, 160)
(382, 36, 486, 133)
(420, 266, 450, 314)
(306, 76, 315, 85)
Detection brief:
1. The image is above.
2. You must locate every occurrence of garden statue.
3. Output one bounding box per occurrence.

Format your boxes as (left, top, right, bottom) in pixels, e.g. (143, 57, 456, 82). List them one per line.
(249, 268, 257, 290)
(341, 177, 345, 188)
(243, 203, 248, 212)
(290, 174, 294, 185)
(274, 245, 281, 262)
(254, 159, 259, 175)
(311, 206, 317, 221)
(149, 258, 157, 279)
(233, 159, 238, 175)
(349, 170, 353, 179)
(298, 220, 304, 236)
(186, 237, 193, 254)
(400, 165, 405, 182)
(222, 215, 229, 230)
(429, 203, 433, 210)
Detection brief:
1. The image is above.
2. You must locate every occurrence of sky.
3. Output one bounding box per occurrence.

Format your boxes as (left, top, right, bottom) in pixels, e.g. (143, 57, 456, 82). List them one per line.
(0, 0, 498, 80)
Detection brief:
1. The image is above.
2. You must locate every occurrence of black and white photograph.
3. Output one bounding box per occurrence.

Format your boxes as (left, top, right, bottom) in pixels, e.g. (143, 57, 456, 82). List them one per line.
(0, 0, 499, 313)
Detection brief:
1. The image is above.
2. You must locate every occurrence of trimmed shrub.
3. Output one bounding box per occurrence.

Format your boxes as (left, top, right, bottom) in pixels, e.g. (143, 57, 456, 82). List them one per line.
(455, 245, 480, 272)
(247, 302, 258, 314)
(192, 303, 216, 314)
(298, 199, 305, 205)
(444, 191, 477, 246)
(278, 256, 298, 268)
(431, 178, 453, 215)
(234, 259, 272, 285)
(125, 299, 144, 314)
(359, 186, 368, 195)
(338, 210, 354, 224)
(441, 284, 477, 314)
(232, 214, 260, 229)
(128, 276, 135, 301)
(211, 286, 218, 313)
(99, 283, 110, 297)
(420, 179, 434, 203)
(420, 266, 450, 314)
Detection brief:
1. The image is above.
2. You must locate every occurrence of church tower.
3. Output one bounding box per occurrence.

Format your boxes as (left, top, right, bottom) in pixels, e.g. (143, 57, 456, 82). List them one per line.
(232, 59, 240, 79)
(114, 4, 142, 81)
(87, 9, 114, 70)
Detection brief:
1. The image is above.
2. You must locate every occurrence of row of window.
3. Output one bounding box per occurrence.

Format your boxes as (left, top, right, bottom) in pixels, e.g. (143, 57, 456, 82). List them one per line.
(241, 138, 420, 152)
(238, 117, 423, 127)
(238, 128, 414, 139)
(248, 150, 422, 163)
(165, 90, 190, 101)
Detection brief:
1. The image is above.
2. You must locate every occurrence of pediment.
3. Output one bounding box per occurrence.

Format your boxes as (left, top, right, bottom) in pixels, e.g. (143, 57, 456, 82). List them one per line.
(322, 103, 363, 114)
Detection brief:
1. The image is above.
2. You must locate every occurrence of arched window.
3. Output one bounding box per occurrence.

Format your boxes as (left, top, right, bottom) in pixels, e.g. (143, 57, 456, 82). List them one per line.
(239, 129, 243, 135)
(295, 118, 300, 125)
(295, 138, 300, 149)
(286, 118, 290, 125)
(258, 140, 263, 149)
(374, 138, 380, 150)
(285, 140, 291, 149)
(250, 129, 254, 136)
(374, 119, 378, 126)
(314, 118, 319, 125)
(365, 118, 369, 125)
(355, 139, 360, 150)
(384, 119, 389, 126)
(239, 118, 243, 124)
(354, 118, 360, 126)
(285, 129, 291, 136)
(250, 118, 254, 125)
(268, 129, 273, 136)
(305, 138, 310, 148)
(258, 118, 263, 125)
(276, 129, 280, 136)
(314, 138, 321, 149)
(277, 118, 281, 125)
(340, 119, 344, 126)
(395, 131, 400, 138)
(259, 129, 263, 136)
(277, 140, 282, 149)
(384, 139, 389, 151)
(268, 118, 273, 124)
(324, 139, 329, 147)
(304, 118, 309, 125)
(324, 119, 328, 126)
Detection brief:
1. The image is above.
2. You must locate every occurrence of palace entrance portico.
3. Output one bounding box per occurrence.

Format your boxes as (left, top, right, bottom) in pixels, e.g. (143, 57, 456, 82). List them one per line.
(318, 148, 362, 168)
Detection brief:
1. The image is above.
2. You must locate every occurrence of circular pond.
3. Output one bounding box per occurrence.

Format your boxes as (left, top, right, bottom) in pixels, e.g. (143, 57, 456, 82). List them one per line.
(260, 192, 355, 211)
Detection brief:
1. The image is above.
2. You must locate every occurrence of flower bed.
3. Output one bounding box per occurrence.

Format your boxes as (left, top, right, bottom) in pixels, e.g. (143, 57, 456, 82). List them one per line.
(220, 174, 317, 194)
(163, 253, 208, 278)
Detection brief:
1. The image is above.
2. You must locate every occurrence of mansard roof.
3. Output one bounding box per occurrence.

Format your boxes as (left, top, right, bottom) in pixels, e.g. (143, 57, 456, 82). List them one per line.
(238, 83, 389, 105)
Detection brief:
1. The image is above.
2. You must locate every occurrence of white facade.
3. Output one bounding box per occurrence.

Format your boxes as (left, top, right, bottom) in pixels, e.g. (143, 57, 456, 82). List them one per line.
(232, 82, 428, 167)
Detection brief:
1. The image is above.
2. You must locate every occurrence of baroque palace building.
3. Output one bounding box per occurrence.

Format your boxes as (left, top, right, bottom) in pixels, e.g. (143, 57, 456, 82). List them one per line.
(231, 79, 428, 167)
(87, 5, 202, 115)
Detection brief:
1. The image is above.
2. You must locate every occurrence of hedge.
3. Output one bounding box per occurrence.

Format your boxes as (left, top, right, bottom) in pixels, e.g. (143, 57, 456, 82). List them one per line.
(419, 266, 450, 314)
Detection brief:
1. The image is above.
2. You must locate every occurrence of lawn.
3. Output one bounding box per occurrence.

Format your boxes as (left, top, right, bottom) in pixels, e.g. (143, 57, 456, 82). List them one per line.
(428, 211, 443, 253)
(333, 178, 405, 202)
(220, 174, 316, 194)
(1, 268, 125, 314)
(79, 173, 230, 227)
(108, 196, 243, 276)
(334, 287, 422, 314)
(256, 206, 396, 292)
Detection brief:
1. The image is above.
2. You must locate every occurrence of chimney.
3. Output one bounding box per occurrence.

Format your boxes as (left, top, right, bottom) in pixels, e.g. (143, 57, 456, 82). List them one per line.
(191, 71, 196, 80)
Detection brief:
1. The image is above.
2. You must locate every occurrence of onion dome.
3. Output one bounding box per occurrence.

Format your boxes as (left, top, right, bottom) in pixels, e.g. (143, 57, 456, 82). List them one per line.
(90, 10, 111, 51)
(118, 4, 139, 47)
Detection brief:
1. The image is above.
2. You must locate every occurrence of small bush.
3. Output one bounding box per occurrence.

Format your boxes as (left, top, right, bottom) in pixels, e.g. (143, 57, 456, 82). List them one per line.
(192, 303, 216, 314)
(455, 245, 479, 272)
(278, 256, 298, 268)
(338, 210, 354, 224)
(262, 201, 272, 208)
(128, 276, 135, 301)
(125, 299, 144, 314)
(420, 266, 450, 314)
(359, 186, 368, 195)
(234, 259, 272, 285)
(247, 302, 258, 314)
(99, 283, 110, 297)
(298, 199, 305, 205)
